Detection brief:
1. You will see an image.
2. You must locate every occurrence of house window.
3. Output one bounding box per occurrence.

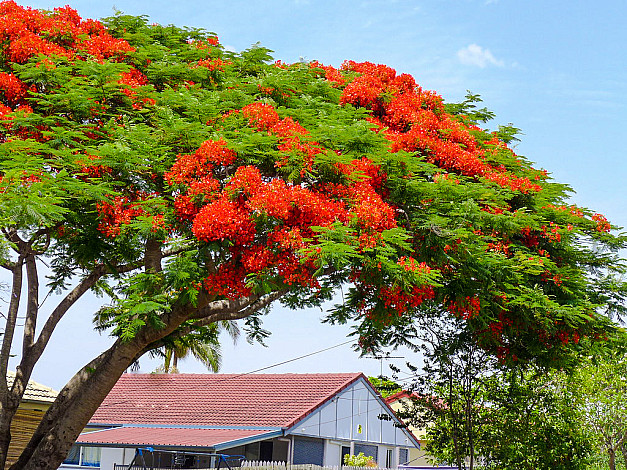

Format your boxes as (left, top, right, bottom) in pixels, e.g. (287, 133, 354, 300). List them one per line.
(63, 445, 101, 467)
(399, 448, 408, 465)
(64, 445, 80, 465)
(385, 449, 393, 468)
(293, 437, 324, 466)
(353, 444, 378, 463)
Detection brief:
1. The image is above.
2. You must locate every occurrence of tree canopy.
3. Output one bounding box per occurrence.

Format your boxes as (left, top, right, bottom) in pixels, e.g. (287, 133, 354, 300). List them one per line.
(0, 2, 625, 469)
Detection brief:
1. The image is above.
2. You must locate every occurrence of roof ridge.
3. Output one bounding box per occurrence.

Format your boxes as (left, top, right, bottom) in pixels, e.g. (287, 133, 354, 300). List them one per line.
(6, 370, 58, 403)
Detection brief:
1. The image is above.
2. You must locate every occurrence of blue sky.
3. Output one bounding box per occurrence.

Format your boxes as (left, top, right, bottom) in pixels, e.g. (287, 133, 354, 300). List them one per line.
(11, 0, 627, 389)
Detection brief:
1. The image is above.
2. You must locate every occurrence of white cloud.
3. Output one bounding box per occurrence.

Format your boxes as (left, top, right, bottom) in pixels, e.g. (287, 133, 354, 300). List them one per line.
(457, 43, 504, 68)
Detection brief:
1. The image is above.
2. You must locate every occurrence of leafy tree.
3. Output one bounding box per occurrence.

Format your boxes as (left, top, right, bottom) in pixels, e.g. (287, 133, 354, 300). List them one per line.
(478, 367, 592, 470)
(570, 339, 627, 470)
(0, 3, 624, 470)
(390, 313, 593, 469)
(393, 313, 493, 469)
(368, 376, 402, 398)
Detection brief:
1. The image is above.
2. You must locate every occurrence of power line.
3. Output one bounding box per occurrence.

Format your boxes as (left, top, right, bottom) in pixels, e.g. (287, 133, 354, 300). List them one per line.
(213, 339, 356, 383)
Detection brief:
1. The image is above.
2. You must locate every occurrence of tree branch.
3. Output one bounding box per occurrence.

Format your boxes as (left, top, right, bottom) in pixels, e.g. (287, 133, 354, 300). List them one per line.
(18, 258, 142, 373)
(0, 260, 16, 271)
(0, 257, 24, 401)
(27, 229, 50, 256)
(144, 239, 162, 274)
(22, 255, 38, 353)
(2, 228, 25, 255)
(140, 290, 288, 357)
(190, 289, 287, 320)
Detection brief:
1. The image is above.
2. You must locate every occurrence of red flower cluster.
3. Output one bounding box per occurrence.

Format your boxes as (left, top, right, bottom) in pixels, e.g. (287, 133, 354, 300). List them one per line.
(338, 60, 542, 193)
(447, 296, 481, 320)
(308, 61, 346, 86)
(196, 58, 230, 71)
(163, 106, 411, 299)
(119, 69, 155, 109)
(0, 2, 133, 65)
(96, 196, 147, 238)
(592, 213, 611, 232)
(544, 204, 584, 218)
(488, 312, 514, 339)
(0, 72, 28, 105)
(241, 102, 322, 172)
(165, 139, 237, 220)
(0, 0, 140, 130)
(192, 36, 220, 50)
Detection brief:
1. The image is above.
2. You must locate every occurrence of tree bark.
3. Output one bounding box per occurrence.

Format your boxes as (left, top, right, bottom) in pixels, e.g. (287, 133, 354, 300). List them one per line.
(0, 258, 24, 470)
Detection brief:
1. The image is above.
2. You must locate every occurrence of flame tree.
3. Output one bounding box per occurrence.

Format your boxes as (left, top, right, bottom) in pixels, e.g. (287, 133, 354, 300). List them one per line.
(0, 3, 625, 469)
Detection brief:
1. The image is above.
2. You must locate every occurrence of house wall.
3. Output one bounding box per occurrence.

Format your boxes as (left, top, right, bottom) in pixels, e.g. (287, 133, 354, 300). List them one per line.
(323, 440, 345, 467)
(6, 403, 50, 467)
(293, 379, 414, 447)
(287, 378, 417, 469)
(323, 440, 408, 469)
(100, 447, 133, 470)
(59, 446, 133, 470)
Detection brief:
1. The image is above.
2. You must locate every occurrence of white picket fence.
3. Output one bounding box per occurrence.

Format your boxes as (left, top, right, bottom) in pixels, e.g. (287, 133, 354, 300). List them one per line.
(241, 462, 391, 470)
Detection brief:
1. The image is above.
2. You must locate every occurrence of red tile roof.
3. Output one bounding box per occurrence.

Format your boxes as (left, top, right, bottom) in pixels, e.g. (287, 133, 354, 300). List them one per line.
(90, 373, 363, 429)
(77, 427, 275, 449)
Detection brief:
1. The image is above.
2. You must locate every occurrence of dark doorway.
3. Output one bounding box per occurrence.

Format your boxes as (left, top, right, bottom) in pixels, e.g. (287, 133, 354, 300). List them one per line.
(260, 441, 273, 461)
(341, 446, 351, 466)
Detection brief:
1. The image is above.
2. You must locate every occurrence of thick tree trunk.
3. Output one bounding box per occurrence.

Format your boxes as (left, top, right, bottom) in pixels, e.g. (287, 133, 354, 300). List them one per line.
(12, 342, 140, 470)
(10, 295, 202, 470)
(0, 414, 14, 470)
(0, 257, 25, 470)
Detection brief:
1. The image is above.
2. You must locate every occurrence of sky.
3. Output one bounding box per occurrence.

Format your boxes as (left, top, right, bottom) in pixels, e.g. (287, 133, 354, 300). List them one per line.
(7, 0, 627, 390)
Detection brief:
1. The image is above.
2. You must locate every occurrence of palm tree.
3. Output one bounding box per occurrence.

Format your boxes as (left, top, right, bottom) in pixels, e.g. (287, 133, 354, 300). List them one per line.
(155, 320, 240, 373)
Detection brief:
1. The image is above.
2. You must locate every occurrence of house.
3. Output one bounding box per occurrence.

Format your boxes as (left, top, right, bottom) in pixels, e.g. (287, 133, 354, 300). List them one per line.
(385, 392, 455, 470)
(67, 373, 420, 470)
(5, 371, 58, 467)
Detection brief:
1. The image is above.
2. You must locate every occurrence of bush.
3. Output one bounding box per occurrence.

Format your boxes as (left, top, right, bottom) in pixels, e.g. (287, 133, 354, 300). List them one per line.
(344, 453, 378, 467)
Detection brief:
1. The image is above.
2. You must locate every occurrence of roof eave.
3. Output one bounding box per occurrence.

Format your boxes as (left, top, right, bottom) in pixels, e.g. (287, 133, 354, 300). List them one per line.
(213, 430, 284, 451)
